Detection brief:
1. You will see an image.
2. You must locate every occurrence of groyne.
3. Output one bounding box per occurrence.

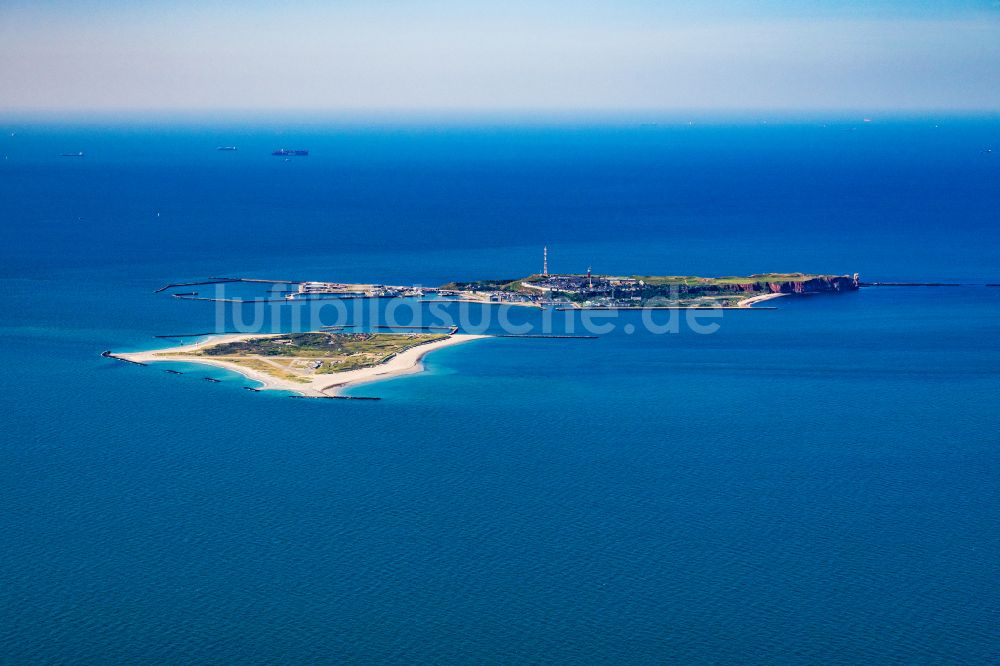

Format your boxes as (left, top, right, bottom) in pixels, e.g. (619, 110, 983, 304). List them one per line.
(495, 334, 597, 339)
(290, 395, 382, 401)
(101, 350, 147, 366)
(859, 282, 964, 287)
(155, 277, 302, 294)
(154, 331, 244, 339)
(557, 306, 778, 311)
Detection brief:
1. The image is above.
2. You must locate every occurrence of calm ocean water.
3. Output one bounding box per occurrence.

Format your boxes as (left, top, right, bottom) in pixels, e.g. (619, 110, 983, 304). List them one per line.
(1, 118, 999, 663)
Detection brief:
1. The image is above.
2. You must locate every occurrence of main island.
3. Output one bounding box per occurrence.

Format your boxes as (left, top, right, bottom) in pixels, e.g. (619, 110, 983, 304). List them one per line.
(435, 271, 860, 308)
(168, 270, 860, 309)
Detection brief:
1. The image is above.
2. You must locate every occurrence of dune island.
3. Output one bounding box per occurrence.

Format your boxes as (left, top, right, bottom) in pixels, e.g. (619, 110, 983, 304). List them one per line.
(111, 332, 489, 397)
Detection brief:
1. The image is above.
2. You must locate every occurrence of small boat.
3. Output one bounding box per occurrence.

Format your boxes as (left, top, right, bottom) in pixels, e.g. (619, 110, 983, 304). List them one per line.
(272, 148, 309, 156)
(217, 146, 238, 151)
(60, 152, 84, 157)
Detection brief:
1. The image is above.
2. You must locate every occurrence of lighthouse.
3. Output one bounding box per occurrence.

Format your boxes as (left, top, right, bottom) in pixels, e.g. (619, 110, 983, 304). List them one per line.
(543, 246, 548, 276)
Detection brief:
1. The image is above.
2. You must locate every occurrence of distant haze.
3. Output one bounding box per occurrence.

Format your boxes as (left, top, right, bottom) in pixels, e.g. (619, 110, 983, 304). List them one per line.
(2, 0, 999, 113)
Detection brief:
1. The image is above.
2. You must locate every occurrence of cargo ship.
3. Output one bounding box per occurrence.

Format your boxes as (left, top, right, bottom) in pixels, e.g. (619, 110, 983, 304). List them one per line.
(272, 149, 309, 156)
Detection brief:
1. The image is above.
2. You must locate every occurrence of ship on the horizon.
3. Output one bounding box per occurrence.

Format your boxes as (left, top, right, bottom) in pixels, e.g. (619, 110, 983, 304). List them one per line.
(272, 148, 309, 156)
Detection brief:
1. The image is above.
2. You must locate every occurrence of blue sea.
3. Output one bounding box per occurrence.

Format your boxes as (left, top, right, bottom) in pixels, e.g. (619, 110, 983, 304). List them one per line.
(1, 117, 999, 663)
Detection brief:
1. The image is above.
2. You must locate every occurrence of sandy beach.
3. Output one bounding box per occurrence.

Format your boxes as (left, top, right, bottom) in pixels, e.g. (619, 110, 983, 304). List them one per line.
(115, 333, 489, 397)
(737, 292, 788, 307)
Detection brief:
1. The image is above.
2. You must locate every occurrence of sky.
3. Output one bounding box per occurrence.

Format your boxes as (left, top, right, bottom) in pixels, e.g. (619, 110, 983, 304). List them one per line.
(1, 0, 999, 113)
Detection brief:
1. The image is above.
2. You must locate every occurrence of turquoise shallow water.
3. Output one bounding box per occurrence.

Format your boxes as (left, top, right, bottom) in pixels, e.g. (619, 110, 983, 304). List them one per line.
(1, 120, 999, 663)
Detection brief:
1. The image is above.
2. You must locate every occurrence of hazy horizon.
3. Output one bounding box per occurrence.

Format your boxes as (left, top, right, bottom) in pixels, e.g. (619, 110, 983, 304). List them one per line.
(3, 0, 999, 114)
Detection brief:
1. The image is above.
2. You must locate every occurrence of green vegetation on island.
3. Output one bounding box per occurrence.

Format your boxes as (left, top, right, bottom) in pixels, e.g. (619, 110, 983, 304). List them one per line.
(166, 332, 448, 376)
(438, 278, 523, 292)
(438, 272, 859, 307)
(629, 273, 833, 286)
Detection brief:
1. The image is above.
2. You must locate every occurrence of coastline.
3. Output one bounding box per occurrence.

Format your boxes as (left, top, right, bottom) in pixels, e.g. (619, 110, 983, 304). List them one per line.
(556, 292, 788, 310)
(423, 297, 543, 308)
(114, 333, 490, 397)
(737, 292, 788, 307)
